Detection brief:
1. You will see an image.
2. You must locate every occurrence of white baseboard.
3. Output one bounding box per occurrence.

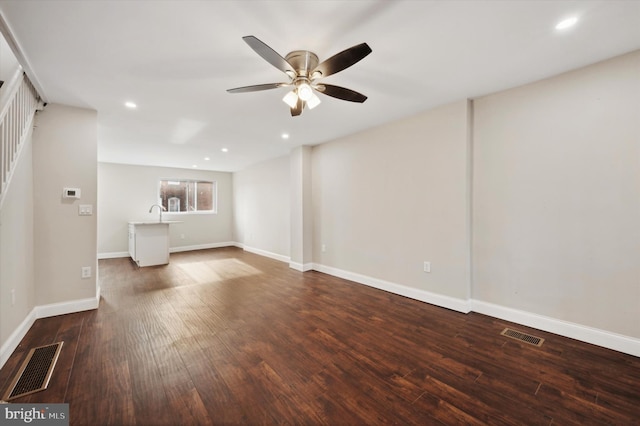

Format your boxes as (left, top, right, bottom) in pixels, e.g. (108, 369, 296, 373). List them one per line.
(170, 241, 236, 253)
(35, 294, 99, 319)
(471, 300, 640, 357)
(0, 309, 36, 369)
(289, 262, 314, 272)
(98, 251, 128, 259)
(0, 292, 100, 369)
(241, 244, 290, 263)
(312, 263, 471, 313)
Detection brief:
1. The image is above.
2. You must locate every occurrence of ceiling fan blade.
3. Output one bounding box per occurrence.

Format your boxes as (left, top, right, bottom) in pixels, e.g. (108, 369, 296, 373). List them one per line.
(316, 84, 367, 103)
(243, 35, 296, 75)
(227, 83, 288, 93)
(312, 43, 372, 78)
(291, 97, 304, 116)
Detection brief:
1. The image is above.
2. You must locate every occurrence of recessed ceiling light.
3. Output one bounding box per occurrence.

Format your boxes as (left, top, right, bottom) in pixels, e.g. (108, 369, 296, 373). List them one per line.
(281, 133, 290, 139)
(221, 148, 229, 153)
(555, 16, 578, 30)
(125, 101, 137, 109)
(192, 165, 198, 168)
(204, 157, 210, 161)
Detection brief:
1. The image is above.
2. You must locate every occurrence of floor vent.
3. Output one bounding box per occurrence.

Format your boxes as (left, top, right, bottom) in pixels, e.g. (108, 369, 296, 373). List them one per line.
(2, 342, 63, 401)
(501, 328, 544, 347)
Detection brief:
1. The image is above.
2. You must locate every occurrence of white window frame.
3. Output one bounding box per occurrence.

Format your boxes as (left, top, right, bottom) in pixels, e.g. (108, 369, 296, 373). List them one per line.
(158, 179, 217, 215)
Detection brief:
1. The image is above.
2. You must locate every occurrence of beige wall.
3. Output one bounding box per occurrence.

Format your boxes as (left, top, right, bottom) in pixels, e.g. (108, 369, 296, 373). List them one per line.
(98, 162, 233, 254)
(312, 100, 472, 301)
(473, 51, 640, 338)
(0, 129, 35, 348)
(232, 155, 290, 258)
(33, 104, 98, 305)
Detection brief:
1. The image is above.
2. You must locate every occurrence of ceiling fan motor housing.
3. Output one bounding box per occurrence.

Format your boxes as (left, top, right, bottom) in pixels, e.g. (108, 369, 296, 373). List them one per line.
(285, 50, 319, 78)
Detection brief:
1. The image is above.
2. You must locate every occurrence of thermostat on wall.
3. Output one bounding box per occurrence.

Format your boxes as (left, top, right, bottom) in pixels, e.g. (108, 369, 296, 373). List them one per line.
(63, 187, 81, 199)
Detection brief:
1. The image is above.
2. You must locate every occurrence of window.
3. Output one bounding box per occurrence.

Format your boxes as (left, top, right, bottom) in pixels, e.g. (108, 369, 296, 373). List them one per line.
(159, 179, 216, 213)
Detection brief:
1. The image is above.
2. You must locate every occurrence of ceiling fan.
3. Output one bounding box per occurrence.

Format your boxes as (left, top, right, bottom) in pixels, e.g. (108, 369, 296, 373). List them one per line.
(227, 36, 372, 116)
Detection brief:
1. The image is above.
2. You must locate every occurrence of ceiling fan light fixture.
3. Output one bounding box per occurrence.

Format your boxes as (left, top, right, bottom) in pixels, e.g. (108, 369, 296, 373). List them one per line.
(297, 83, 314, 101)
(282, 90, 298, 108)
(307, 93, 321, 109)
(227, 36, 372, 116)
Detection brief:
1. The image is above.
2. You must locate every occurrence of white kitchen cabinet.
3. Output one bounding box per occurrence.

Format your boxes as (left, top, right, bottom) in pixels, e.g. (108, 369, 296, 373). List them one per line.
(128, 222, 170, 267)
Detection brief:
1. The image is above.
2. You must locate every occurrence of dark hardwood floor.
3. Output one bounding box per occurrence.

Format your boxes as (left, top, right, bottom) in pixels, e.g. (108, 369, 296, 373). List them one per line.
(1, 247, 639, 425)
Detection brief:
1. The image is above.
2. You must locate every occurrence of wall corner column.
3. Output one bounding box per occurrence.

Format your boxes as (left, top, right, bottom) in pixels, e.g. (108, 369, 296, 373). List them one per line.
(289, 146, 313, 271)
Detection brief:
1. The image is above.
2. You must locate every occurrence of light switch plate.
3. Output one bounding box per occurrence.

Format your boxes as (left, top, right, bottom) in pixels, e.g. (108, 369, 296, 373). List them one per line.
(79, 204, 93, 216)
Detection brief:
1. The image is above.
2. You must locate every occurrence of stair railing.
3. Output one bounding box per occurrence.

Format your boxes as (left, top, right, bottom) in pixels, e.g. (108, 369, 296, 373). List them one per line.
(0, 71, 41, 208)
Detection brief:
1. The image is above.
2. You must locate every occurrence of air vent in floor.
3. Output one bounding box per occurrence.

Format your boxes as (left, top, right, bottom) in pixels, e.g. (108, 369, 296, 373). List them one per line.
(2, 342, 64, 401)
(501, 328, 544, 347)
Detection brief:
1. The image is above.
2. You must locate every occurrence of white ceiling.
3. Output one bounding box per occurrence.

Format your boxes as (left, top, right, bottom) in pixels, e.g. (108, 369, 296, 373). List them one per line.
(1, 0, 639, 172)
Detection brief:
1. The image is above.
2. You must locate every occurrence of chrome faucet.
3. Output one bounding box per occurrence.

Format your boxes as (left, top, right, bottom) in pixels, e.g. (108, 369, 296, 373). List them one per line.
(149, 204, 166, 222)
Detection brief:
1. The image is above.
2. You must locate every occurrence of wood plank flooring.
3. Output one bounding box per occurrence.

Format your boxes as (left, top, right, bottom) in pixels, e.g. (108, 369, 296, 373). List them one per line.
(1, 247, 639, 425)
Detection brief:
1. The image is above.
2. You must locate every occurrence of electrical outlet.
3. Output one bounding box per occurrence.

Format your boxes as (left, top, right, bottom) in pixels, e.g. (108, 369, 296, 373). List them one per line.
(321, 244, 327, 253)
(423, 261, 431, 273)
(81, 266, 92, 279)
